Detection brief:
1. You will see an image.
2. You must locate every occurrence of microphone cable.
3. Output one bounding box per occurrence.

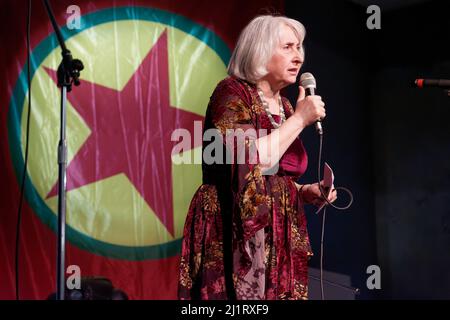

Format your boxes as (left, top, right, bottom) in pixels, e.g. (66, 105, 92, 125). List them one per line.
(315, 131, 354, 300)
(15, 0, 32, 300)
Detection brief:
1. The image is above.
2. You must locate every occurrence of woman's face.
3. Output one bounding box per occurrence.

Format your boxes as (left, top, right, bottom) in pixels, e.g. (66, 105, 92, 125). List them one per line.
(265, 24, 303, 88)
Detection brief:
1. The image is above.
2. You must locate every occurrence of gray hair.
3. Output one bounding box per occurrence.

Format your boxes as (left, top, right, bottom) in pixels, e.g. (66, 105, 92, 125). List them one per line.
(227, 15, 306, 83)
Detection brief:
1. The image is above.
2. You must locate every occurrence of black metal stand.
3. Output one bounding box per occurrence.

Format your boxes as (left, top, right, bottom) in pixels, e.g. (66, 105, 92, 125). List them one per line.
(42, 0, 84, 300)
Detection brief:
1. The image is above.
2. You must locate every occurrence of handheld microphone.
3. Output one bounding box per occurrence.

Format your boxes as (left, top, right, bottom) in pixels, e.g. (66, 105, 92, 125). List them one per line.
(414, 78, 450, 89)
(300, 72, 323, 135)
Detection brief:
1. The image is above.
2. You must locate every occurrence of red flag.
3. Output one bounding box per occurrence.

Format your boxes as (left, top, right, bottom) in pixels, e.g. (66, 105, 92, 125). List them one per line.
(0, 0, 283, 299)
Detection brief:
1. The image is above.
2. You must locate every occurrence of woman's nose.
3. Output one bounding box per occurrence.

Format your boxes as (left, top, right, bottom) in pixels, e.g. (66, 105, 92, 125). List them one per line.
(292, 56, 302, 66)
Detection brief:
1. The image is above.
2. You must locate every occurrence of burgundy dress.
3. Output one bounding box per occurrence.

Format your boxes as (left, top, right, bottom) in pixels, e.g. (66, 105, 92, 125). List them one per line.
(178, 76, 312, 300)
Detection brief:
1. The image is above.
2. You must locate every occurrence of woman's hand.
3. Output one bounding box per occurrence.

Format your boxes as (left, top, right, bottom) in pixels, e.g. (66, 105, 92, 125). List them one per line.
(296, 181, 337, 207)
(292, 86, 326, 128)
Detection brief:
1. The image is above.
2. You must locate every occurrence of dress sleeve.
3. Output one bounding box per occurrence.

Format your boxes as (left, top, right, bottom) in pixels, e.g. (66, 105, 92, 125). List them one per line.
(206, 79, 271, 242)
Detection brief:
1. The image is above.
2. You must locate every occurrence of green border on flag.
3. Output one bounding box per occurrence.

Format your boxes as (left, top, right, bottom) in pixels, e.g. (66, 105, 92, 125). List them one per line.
(7, 6, 230, 260)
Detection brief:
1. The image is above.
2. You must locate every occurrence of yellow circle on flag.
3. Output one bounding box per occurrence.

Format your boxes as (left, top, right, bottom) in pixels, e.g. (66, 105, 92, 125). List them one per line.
(11, 7, 230, 259)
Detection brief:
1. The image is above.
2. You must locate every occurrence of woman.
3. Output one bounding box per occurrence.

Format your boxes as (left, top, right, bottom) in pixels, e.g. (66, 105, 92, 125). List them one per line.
(178, 14, 337, 300)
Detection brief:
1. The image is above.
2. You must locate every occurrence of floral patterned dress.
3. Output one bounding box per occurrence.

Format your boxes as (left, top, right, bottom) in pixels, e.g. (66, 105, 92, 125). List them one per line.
(178, 76, 312, 300)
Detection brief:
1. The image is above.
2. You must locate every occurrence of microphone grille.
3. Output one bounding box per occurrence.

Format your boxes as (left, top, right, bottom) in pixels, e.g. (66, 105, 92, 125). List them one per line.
(300, 72, 316, 89)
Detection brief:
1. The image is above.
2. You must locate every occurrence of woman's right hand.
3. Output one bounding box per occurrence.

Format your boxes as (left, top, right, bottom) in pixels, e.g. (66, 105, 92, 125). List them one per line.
(293, 86, 326, 127)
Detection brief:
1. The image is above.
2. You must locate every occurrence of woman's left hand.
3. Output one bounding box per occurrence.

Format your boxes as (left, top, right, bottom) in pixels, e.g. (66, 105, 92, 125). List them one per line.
(297, 181, 337, 207)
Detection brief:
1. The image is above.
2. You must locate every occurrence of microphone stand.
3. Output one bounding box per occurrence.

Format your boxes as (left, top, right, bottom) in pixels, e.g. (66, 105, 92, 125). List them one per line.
(42, 0, 84, 300)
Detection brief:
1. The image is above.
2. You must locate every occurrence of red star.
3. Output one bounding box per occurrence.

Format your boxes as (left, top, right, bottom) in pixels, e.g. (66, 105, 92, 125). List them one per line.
(45, 30, 204, 236)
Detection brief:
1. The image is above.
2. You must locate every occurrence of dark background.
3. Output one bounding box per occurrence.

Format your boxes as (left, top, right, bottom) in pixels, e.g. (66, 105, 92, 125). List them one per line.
(284, 0, 450, 299)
